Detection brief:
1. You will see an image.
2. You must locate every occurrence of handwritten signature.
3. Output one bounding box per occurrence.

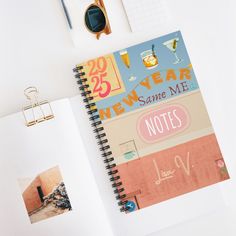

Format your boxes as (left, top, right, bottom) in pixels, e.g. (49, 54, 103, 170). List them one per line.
(153, 152, 191, 185)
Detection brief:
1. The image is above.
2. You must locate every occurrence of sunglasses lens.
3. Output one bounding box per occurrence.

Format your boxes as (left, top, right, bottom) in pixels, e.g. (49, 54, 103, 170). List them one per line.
(85, 5, 106, 33)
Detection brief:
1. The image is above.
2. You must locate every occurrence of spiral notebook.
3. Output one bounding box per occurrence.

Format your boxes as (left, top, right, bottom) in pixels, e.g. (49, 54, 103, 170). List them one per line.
(74, 30, 230, 213)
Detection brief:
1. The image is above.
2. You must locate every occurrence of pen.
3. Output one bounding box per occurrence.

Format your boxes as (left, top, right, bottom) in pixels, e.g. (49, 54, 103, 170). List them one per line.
(61, 0, 73, 29)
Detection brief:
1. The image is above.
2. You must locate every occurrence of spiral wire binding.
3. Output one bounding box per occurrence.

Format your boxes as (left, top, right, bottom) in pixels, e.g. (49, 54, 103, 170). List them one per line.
(73, 65, 129, 212)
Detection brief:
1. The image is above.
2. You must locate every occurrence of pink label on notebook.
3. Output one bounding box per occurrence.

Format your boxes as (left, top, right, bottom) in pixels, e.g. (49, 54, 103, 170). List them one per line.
(137, 104, 190, 143)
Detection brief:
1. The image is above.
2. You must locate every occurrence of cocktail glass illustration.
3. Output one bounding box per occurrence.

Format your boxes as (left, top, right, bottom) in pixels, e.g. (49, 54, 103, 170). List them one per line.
(141, 45, 158, 69)
(163, 38, 182, 64)
(119, 50, 136, 82)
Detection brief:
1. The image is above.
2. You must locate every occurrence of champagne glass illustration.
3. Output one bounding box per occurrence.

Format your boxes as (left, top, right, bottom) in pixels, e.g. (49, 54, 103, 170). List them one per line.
(119, 50, 136, 81)
(120, 50, 130, 68)
(163, 38, 182, 64)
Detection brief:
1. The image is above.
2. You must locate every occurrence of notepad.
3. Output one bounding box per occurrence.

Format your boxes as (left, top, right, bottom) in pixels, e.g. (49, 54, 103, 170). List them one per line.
(122, 0, 171, 32)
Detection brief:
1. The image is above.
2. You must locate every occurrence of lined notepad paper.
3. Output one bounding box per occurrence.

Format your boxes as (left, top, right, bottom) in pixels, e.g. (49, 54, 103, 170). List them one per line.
(122, 0, 171, 32)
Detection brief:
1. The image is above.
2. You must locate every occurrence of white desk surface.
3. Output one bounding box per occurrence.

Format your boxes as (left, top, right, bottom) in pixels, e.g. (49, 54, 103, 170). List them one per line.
(0, 0, 236, 235)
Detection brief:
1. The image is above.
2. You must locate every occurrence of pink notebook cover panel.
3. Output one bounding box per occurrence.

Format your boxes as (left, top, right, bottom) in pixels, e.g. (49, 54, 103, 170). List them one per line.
(116, 134, 229, 210)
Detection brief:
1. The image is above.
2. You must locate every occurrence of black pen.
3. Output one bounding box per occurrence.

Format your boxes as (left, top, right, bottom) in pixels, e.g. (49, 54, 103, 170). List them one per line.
(61, 0, 73, 29)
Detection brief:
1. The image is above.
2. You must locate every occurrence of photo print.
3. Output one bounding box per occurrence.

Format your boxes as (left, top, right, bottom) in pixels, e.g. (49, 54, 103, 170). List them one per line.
(18, 166, 72, 224)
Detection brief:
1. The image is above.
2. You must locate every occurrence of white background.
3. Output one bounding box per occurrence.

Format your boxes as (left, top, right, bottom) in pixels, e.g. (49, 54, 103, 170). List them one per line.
(0, 0, 236, 235)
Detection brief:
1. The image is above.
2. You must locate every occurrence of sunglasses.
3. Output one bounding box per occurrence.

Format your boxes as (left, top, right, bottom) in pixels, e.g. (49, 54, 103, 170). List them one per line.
(84, 0, 111, 39)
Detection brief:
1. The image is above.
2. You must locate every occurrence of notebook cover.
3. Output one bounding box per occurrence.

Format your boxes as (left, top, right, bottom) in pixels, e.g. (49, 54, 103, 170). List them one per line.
(75, 31, 230, 212)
